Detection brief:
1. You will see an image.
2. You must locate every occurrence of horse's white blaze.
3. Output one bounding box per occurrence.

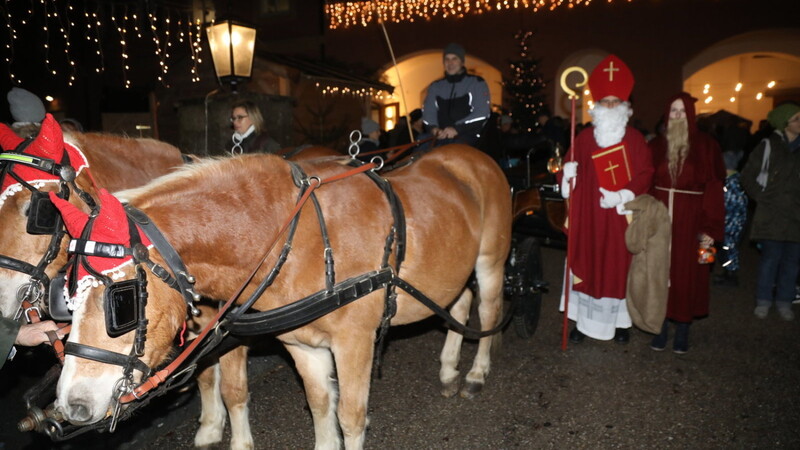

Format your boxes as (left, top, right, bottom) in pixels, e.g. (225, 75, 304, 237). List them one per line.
(0, 270, 31, 318)
(55, 305, 121, 424)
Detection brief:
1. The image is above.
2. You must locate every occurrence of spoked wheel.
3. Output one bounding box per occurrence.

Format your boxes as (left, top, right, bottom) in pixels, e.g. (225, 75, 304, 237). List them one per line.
(509, 236, 544, 339)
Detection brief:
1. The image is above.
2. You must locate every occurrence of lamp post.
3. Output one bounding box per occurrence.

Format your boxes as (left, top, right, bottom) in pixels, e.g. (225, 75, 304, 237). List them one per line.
(205, 20, 257, 92)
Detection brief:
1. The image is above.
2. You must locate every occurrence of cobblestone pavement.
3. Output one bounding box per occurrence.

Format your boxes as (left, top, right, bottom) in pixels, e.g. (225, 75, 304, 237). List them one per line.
(2, 244, 799, 449)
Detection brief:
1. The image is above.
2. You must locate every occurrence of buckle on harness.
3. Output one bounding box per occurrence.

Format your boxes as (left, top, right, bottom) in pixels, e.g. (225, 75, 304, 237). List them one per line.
(24, 305, 42, 323)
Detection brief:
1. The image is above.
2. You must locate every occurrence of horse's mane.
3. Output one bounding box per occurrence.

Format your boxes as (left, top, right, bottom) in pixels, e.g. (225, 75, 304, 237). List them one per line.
(114, 154, 286, 205)
(63, 132, 189, 192)
(66, 132, 181, 160)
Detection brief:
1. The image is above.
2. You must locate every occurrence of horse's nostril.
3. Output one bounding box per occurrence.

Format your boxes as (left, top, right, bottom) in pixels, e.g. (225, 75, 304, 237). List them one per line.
(66, 402, 92, 423)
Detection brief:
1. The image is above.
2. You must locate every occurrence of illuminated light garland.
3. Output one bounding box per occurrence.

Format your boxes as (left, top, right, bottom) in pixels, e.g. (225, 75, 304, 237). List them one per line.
(42, 0, 52, 75)
(147, 10, 169, 85)
(110, 5, 130, 88)
(315, 82, 393, 99)
(2, 6, 16, 83)
(57, 0, 77, 86)
(84, 4, 105, 74)
(3, 1, 202, 88)
(325, 0, 631, 29)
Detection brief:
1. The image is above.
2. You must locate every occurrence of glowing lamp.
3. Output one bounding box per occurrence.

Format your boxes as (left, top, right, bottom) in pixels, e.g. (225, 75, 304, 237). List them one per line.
(206, 20, 257, 90)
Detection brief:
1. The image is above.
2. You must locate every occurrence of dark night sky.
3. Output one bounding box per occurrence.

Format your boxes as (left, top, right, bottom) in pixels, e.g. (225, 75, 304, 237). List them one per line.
(0, 0, 206, 127)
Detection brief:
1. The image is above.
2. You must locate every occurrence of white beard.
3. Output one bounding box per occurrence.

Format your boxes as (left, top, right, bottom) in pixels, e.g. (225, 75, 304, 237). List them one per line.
(590, 102, 632, 148)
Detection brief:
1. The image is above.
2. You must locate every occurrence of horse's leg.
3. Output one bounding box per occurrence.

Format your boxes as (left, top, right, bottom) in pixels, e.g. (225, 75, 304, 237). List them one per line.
(219, 345, 253, 450)
(194, 362, 226, 447)
(460, 256, 505, 399)
(331, 332, 375, 450)
(439, 288, 473, 398)
(284, 343, 340, 450)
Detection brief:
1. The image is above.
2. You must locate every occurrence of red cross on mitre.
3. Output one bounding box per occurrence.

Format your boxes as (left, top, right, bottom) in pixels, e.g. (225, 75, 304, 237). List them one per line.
(588, 54, 635, 102)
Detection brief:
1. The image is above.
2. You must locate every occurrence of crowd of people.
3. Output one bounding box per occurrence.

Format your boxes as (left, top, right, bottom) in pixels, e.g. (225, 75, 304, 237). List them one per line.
(555, 54, 799, 354)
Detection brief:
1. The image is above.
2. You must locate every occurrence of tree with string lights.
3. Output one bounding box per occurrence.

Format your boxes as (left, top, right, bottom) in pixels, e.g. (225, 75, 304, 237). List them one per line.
(503, 30, 550, 133)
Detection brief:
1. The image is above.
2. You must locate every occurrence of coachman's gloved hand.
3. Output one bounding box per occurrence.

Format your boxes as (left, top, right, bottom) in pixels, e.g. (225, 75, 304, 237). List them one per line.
(560, 161, 578, 199)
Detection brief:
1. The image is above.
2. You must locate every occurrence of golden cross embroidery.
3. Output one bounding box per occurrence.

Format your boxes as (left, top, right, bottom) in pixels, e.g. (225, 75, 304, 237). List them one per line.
(603, 61, 619, 81)
(605, 160, 619, 185)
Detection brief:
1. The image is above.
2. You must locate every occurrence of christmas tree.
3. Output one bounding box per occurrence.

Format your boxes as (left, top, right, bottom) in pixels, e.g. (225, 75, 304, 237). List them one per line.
(503, 30, 550, 133)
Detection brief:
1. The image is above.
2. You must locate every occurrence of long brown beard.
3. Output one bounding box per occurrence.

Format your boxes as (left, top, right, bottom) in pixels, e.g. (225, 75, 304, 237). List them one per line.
(666, 118, 689, 184)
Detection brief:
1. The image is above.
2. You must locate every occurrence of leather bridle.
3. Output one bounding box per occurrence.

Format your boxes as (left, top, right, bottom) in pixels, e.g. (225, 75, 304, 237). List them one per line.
(0, 140, 94, 324)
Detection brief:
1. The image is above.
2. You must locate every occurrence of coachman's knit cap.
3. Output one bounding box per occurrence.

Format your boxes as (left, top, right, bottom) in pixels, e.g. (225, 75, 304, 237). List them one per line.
(443, 43, 466, 63)
(7, 87, 46, 124)
(767, 103, 800, 130)
(361, 117, 380, 135)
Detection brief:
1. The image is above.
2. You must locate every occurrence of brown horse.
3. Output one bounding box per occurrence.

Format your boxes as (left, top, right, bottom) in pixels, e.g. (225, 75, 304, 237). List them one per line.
(50, 145, 511, 449)
(0, 115, 190, 319)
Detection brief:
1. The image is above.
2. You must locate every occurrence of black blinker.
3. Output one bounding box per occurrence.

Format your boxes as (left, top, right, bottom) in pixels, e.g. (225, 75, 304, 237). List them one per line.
(26, 191, 60, 235)
(48, 272, 73, 322)
(104, 279, 140, 337)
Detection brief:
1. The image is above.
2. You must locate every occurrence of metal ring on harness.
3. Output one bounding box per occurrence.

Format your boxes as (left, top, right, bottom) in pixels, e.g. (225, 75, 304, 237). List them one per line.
(304, 176, 321, 187)
(59, 165, 76, 183)
(348, 130, 362, 158)
(370, 156, 385, 171)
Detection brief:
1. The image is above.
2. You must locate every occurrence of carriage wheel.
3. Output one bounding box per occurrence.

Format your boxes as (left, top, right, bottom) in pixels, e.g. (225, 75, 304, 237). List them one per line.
(511, 237, 543, 339)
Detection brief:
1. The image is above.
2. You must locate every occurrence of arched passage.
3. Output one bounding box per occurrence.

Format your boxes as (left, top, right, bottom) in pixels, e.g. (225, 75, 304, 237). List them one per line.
(683, 29, 800, 131)
(377, 50, 502, 129)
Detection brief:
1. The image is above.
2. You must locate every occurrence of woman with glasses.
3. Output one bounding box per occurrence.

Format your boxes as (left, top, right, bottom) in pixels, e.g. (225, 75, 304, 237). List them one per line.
(229, 100, 280, 155)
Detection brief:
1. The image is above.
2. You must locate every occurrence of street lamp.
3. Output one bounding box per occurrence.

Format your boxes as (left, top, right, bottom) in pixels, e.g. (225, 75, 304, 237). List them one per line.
(206, 20, 257, 92)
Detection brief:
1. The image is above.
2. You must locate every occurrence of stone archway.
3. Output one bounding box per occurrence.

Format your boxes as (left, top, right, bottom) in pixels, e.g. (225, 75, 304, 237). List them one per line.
(377, 50, 503, 127)
(682, 29, 800, 131)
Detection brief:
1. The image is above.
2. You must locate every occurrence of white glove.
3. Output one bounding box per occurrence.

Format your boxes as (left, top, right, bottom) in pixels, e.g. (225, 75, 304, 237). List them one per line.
(599, 187, 634, 209)
(560, 161, 578, 199)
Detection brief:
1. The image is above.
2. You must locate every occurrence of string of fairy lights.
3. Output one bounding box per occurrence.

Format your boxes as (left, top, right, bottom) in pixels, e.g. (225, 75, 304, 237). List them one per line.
(325, 0, 632, 29)
(1, 0, 205, 88)
(699, 80, 778, 105)
(315, 82, 394, 100)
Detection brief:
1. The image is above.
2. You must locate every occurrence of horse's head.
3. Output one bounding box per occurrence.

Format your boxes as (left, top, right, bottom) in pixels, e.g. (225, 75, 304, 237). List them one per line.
(49, 189, 187, 425)
(0, 114, 87, 318)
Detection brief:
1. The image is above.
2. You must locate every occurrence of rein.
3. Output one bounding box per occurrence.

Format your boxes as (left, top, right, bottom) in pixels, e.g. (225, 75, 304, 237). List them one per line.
(0, 143, 95, 364)
(53, 151, 510, 434)
(116, 160, 380, 403)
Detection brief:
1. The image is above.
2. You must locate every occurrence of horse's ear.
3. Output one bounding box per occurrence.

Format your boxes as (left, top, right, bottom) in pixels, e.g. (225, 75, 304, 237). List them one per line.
(94, 189, 130, 245)
(48, 191, 89, 238)
(0, 122, 24, 151)
(28, 114, 64, 160)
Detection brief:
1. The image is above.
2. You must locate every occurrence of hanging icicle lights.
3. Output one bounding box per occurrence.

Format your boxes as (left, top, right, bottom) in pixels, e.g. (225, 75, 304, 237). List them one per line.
(315, 82, 393, 100)
(325, 0, 631, 29)
(1, 0, 205, 88)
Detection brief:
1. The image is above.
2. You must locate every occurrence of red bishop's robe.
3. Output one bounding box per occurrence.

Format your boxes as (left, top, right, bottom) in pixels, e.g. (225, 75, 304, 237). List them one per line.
(562, 126, 654, 299)
(649, 123, 725, 323)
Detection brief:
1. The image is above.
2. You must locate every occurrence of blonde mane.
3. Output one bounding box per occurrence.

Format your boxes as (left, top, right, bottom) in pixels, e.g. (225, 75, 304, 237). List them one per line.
(115, 154, 286, 204)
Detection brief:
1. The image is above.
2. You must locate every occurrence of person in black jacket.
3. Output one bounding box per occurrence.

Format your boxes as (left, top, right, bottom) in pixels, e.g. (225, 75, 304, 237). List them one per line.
(421, 43, 490, 147)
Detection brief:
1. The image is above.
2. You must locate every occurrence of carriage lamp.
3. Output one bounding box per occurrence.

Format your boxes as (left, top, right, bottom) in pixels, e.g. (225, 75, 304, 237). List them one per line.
(206, 20, 257, 91)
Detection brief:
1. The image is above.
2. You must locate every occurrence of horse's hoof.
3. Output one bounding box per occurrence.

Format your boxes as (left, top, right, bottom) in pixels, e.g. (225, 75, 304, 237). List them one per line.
(459, 381, 483, 399)
(440, 378, 461, 398)
(194, 427, 223, 447)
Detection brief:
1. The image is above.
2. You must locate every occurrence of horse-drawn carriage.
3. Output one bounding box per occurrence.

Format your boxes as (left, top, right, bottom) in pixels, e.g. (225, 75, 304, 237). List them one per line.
(500, 135, 566, 338)
(0, 117, 562, 449)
